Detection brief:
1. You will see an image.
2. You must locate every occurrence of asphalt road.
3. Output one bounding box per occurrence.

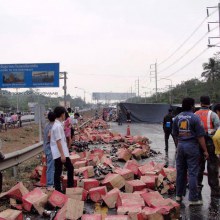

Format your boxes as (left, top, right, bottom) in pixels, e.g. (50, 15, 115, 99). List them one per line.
(23, 122, 220, 220)
(109, 122, 220, 220)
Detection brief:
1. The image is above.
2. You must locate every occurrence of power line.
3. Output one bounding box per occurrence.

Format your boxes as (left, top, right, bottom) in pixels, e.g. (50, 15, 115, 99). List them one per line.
(158, 25, 218, 74)
(158, 9, 217, 66)
(164, 47, 209, 78)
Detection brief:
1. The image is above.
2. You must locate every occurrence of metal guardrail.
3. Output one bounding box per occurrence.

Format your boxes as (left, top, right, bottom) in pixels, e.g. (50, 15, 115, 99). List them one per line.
(0, 142, 43, 171)
(0, 118, 94, 172)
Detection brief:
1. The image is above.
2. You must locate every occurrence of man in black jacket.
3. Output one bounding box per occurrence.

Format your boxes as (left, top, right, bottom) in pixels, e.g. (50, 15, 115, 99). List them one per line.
(163, 109, 174, 151)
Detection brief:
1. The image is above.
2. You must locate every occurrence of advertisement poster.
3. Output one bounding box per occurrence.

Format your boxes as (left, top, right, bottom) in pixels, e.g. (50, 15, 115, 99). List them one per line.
(0, 63, 59, 88)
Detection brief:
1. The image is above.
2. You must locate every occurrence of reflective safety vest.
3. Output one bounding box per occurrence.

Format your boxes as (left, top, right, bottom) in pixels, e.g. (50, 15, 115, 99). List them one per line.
(195, 109, 213, 133)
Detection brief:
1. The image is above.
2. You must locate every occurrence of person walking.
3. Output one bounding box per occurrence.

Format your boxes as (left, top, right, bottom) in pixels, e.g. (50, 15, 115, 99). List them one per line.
(195, 96, 220, 198)
(173, 97, 208, 205)
(126, 110, 131, 123)
(50, 107, 74, 192)
(118, 110, 123, 126)
(163, 108, 174, 151)
(43, 112, 56, 189)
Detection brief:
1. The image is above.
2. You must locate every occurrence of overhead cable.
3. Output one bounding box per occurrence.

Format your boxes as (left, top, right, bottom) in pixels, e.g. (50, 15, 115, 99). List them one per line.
(158, 9, 217, 66)
(158, 25, 218, 74)
(164, 47, 209, 78)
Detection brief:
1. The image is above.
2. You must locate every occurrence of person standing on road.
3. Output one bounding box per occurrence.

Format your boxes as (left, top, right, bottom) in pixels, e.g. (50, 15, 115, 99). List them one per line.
(163, 108, 175, 151)
(43, 112, 56, 189)
(126, 110, 131, 123)
(173, 97, 208, 205)
(51, 107, 74, 192)
(118, 110, 123, 126)
(95, 110, 99, 120)
(70, 112, 80, 140)
(195, 96, 220, 198)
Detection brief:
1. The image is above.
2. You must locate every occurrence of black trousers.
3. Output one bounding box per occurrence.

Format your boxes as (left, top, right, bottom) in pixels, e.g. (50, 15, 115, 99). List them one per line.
(164, 130, 174, 150)
(198, 139, 219, 194)
(54, 157, 74, 192)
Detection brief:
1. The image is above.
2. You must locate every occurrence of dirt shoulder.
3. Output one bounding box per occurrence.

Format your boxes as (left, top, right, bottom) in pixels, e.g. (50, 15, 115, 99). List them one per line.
(0, 124, 39, 154)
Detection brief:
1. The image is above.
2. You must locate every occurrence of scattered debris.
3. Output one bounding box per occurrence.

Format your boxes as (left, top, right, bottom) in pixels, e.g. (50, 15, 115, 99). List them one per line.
(0, 118, 178, 219)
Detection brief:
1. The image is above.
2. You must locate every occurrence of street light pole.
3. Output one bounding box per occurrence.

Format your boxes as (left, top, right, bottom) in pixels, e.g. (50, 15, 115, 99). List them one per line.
(75, 87, 86, 103)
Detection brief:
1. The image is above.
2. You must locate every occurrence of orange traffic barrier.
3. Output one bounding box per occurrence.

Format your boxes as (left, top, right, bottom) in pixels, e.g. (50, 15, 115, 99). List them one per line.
(34, 154, 47, 187)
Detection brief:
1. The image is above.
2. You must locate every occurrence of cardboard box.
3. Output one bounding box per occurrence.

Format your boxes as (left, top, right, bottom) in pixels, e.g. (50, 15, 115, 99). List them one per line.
(54, 198, 84, 220)
(141, 191, 164, 207)
(101, 155, 113, 166)
(117, 206, 143, 220)
(117, 148, 132, 161)
(125, 180, 146, 193)
(114, 168, 134, 181)
(161, 167, 176, 183)
(74, 160, 87, 169)
(66, 187, 88, 201)
(88, 155, 100, 166)
(54, 202, 67, 220)
(116, 193, 145, 208)
(78, 179, 100, 191)
(138, 163, 155, 176)
(140, 175, 157, 190)
(66, 198, 84, 220)
(105, 215, 129, 220)
(102, 188, 120, 208)
(89, 186, 107, 202)
(102, 174, 125, 190)
(82, 214, 102, 220)
(124, 160, 139, 176)
(132, 148, 144, 159)
(61, 175, 77, 192)
(48, 190, 68, 208)
(69, 154, 81, 164)
(142, 207, 163, 220)
(78, 166, 95, 178)
(0, 182, 29, 201)
(91, 149, 104, 159)
(22, 188, 48, 215)
(0, 209, 23, 220)
(9, 198, 22, 210)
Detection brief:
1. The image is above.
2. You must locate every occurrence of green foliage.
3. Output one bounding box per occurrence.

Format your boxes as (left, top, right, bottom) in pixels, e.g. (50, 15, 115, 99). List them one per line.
(0, 90, 88, 112)
(127, 54, 220, 104)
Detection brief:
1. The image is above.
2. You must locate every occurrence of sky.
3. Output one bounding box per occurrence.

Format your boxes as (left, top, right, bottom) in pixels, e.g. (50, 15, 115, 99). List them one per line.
(0, 0, 219, 102)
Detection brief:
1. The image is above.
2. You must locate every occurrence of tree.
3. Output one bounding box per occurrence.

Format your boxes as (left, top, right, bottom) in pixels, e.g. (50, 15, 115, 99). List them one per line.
(201, 58, 220, 82)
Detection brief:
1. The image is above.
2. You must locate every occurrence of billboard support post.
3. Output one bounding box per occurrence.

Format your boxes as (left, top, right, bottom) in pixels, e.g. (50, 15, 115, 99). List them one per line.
(59, 71, 68, 108)
(38, 94, 42, 142)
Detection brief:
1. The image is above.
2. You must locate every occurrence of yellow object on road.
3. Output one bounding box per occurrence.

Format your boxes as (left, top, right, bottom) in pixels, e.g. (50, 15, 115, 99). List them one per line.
(94, 203, 108, 220)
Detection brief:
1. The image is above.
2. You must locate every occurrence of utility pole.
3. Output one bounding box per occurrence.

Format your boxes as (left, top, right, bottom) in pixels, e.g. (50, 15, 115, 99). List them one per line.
(135, 78, 140, 102)
(207, 3, 220, 46)
(150, 62, 158, 102)
(59, 72, 67, 107)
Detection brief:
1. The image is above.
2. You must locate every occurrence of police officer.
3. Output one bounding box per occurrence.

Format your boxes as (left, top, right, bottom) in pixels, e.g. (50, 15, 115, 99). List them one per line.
(163, 108, 174, 151)
(195, 96, 220, 198)
(173, 97, 208, 205)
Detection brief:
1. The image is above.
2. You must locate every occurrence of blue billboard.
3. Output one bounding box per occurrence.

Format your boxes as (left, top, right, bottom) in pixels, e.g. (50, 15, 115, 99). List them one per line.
(0, 63, 59, 88)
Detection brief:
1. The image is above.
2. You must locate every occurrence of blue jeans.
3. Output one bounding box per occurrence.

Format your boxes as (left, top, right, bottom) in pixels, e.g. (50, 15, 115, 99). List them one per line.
(44, 147, 54, 187)
(176, 142, 200, 201)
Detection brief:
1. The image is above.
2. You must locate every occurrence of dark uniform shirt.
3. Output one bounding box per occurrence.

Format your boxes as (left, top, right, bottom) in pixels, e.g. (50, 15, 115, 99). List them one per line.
(163, 113, 173, 132)
(172, 111, 205, 144)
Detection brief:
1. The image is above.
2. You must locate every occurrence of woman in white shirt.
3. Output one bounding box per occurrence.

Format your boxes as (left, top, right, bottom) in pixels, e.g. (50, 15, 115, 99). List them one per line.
(50, 106, 74, 192)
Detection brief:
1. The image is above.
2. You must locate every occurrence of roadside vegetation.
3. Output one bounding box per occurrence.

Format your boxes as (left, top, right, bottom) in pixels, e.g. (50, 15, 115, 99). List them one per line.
(127, 53, 220, 104)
